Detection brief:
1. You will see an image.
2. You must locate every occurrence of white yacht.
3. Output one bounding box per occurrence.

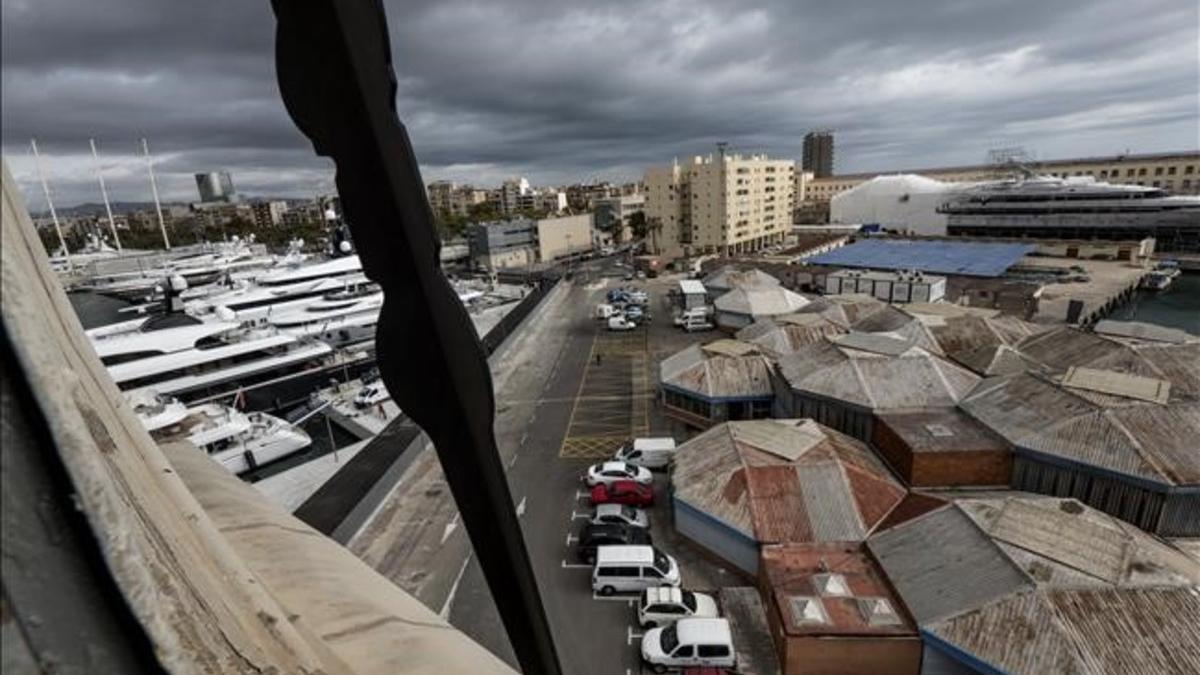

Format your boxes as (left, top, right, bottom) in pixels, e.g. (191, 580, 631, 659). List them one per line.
(178, 403, 312, 474)
(189, 255, 364, 322)
(99, 322, 334, 403)
(125, 389, 189, 432)
(132, 396, 312, 475)
(267, 278, 383, 347)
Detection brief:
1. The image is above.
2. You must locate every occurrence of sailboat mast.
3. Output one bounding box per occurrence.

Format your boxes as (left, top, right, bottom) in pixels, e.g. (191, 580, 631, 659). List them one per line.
(140, 137, 171, 250)
(30, 138, 72, 271)
(89, 138, 122, 251)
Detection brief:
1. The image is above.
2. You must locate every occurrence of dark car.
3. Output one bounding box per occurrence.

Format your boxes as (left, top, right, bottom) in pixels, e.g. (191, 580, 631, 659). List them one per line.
(590, 480, 654, 507)
(576, 523, 652, 564)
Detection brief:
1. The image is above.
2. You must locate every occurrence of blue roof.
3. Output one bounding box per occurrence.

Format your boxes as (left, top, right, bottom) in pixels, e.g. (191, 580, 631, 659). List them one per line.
(806, 240, 1034, 278)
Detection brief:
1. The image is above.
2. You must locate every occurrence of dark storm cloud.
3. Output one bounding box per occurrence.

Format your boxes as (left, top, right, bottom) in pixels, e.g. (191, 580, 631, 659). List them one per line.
(2, 0, 1196, 206)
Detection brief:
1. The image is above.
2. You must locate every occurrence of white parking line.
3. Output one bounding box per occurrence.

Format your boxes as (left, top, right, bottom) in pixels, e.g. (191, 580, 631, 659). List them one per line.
(507, 453, 519, 470)
(570, 510, 591, 520)
(439, 554, 471, 620)
(575, 489, 590, 501)
(626, 625, 644, 646)
(561, 560, 591, 569)
(565, 533, 578, 545)
(440, 513, 460, 544)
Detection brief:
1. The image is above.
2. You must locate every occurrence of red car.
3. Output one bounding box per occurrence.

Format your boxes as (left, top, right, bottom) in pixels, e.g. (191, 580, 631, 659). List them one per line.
(590, 480, 653, 507)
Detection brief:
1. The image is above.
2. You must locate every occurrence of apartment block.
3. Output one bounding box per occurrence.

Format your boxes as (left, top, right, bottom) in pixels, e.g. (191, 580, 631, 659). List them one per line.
(427, 180, 489, 218)
(802, 151, 1200, 204)
(645, 152, 795, 258)
(251, 200, 289, 229)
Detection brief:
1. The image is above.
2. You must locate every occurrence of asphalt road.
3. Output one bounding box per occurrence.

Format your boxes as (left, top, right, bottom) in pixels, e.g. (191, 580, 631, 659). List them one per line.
(448, 266, 744, 674)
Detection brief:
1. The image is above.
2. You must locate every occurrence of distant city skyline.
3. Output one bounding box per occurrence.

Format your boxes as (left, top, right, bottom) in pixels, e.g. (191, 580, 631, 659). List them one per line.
(3, 0, 1197, 207)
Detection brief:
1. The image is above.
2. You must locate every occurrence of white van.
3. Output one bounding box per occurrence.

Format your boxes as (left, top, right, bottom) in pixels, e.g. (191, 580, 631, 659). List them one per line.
(641, 618, 736, 673)
(595, 303, 617, 319)
(614, 437, 676, 470)
(592, 545, 680, 596)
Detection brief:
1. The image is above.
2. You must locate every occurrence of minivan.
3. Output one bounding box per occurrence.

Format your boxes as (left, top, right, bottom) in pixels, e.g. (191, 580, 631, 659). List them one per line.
(576, 523, 651, 564)
(614, 437, 677, 470)
(641, 618, 736, 673)
(592, 545, 680, 595)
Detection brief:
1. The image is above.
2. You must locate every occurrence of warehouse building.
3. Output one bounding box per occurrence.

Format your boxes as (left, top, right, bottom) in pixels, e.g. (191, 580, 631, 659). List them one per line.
(735, 314, 847, 357)
(659, 340, 775, 428)
(702, 266, 782, 295)
(891, 304, 1048, 376)
(960, 368, 1200, 536)
(867, 495, 1200, 674)
(871, 409, 1011, 487)
(671, 419, 905, 574)
(772, 337, 980, 441)
(759, 543, 921, 675)
(713, 286, 811, 330)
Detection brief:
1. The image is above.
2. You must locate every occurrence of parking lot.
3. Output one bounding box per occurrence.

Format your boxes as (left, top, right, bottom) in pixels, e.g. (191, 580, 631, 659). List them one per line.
(435, 264, 759, 674)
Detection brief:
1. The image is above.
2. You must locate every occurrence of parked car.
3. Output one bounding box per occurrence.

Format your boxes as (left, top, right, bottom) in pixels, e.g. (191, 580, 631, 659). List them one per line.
(608, 315, 637, 331)
(590, 480, 653, 507)
(591, 503, 649, 529)
(641, 618, 736, 673)
(626, 289, 649, 304)
(592, 545, 680, 596)
(682, 316, 715, 333)
(615, 437, 677, 470)
(638, 587, 720, 628)
(585, 461, 652, 487)
(576, 522, 652, 564)
(595, 303, 617, 319)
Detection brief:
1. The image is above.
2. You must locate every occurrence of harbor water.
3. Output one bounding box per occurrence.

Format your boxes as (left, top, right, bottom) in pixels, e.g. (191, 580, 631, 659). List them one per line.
(1108, 273, 1200, 334)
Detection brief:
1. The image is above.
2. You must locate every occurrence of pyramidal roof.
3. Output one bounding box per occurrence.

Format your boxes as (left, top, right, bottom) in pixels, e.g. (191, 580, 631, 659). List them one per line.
(672, 419, 906, 544)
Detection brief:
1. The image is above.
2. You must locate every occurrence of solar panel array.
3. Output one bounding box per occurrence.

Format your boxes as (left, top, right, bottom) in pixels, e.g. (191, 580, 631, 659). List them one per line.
(807, 239, 1035, 277)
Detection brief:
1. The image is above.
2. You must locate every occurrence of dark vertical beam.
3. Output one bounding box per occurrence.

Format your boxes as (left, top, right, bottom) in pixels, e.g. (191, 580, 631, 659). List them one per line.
(270, 2, 560, 673)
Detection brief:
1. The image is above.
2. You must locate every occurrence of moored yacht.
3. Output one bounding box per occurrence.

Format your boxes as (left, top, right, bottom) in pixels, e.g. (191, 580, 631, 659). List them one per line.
(267, 278, 383, 347)
(134, 398, 312, 475)
(100, 322, 334, 403)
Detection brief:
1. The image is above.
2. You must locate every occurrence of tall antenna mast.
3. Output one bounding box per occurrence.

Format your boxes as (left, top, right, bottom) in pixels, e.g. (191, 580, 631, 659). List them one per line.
(140, 137, 171, 249)
(30, 138, 72, 272)
(89, 138, 122, 251)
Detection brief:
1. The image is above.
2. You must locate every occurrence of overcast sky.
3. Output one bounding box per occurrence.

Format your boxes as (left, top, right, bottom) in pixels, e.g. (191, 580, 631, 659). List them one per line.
(3, 0, 1197, 207)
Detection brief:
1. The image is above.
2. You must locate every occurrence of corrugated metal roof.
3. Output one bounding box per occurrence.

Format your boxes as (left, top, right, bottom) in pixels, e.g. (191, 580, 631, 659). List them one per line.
(679, 279, 707, 295)
(929, 587, 1200, 675)
(701, 339, 759, 358)
(673, 420, 905, 547)
(799, 462, 866, 541)
(867, 505, 1033, 624)
(659, 343, 774, 400)
(833, 332, 914, 356)
(1094, 319, 1197, 344)
(960, 372, 1200, 486)
(955, 496, 1200, 587)
(702, 267, 781, 293)
(776, 340, 981, 411)
(714, 286, 811, 317)
(736, 316, 845, 357)
(1061, 366, 1171, 405)
(807, 239, 1035, 277)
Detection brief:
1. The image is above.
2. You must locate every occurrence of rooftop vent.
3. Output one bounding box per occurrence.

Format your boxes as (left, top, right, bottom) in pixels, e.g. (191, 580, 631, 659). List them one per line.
(857, 597, 902, 626)
(812, 573, 851, 597)
(788, 596, 828, 625)
(925, 423, 954, 437)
